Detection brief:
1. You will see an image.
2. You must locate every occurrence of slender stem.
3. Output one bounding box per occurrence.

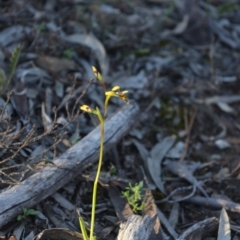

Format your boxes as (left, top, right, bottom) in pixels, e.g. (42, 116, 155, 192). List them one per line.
(79, 216, 90, 240)
(104, 96, 110, 118)
(90, 109, 104, 240)
(101, 81, 106, 94)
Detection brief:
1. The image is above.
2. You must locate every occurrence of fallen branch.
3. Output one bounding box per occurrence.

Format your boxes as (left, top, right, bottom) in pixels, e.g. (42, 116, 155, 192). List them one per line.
(0, 102, 139, 228)
(177, 217, 218, 240)
(184, 195, 240, 214)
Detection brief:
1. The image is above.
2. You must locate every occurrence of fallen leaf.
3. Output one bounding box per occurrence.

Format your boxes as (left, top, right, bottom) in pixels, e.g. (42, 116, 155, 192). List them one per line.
(147, 135, 176, 194)
(217, 208, 231, 240)
(62, 33, 109, 77)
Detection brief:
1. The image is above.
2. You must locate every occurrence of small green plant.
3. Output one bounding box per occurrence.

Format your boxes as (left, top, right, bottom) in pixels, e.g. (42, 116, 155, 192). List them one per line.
(216, 1, 239, 15)
(0, 44, 22, 94)
(79, 66, 129, 240)
(62, 48, 76, 59)
(37, 22, 47, 32)
(17, 208, 38, 221)
(109, 163, 117, 176)
(122, 181, 144, 213)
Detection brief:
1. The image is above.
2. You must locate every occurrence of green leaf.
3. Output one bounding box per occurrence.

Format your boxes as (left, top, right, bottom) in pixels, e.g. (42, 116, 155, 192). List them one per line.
(1, 44, 22, 94)
(109, 164, 117, 176)
(121, 181, 145, 213)
(138, 181, 143, 188)
(27, 209, 39, 215)
(23, 208, 28, 215)
(0, 69, 6, 92)
(8, 44, 22, 83)
(37, 23, 47, 32)
(62, 48, 76, 59)
(17, 215, 23, 221)
(79, 217, 89, 240)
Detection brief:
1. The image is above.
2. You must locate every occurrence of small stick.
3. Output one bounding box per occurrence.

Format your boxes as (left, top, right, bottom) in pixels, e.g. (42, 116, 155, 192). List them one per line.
(179, 109, 197, 162)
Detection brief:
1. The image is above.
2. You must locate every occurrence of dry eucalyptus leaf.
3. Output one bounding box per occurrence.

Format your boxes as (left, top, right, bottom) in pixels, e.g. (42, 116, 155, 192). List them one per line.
(13, 222, 25, 240)
(51, 192, 75, 211)
(164, 160, 209, 198)
(215, 139, 230, 150)
(166, 141, 185, 159)
(216, 102, 234, 113)
(35, 56, 78, 73)
(217, 208, 231, 240)
(172, 15, 189, 35)
(0, 25, 31, 47)
(147, 135, 176, 194)
(62, 33, 109, 77)
(113, 71, 148, 90)
(41, 102, 52, 132)
(16, 67, 52, 86)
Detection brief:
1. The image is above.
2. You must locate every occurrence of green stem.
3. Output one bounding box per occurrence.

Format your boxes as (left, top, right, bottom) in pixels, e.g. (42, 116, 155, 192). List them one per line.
(79, 216, 90, 240)
(90, 108, 104, 240)
(104, 96, 110, 118)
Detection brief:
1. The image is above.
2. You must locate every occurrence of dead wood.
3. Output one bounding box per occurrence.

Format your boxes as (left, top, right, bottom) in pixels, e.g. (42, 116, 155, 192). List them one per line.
(117, 214, 157, 240)
(177, 217, 219, 240)
(0, 102, 139, 228)
(184, 195, 240, 214)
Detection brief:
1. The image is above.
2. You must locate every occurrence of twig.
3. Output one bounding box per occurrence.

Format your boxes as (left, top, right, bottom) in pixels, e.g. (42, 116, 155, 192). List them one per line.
(179, 109, 197, 162)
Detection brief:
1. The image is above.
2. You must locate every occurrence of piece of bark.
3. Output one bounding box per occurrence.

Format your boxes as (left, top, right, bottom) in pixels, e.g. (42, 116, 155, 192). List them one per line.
(0, 102, 139, 228)
(140, 168, 163, 240)
(117, 214, 157, 240)
(142, 188, 163, 240)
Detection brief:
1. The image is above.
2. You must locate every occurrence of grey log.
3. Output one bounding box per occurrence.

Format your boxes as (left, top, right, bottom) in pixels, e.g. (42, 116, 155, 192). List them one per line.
(0, 102, 140, 228)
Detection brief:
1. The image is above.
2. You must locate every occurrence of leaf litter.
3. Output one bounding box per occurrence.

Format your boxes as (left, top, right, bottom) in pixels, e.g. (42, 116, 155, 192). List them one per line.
(1, 0, 240, 239)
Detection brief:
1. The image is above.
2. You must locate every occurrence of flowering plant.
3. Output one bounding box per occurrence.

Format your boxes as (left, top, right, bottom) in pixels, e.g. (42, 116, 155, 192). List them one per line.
(79, 67, 129, 240)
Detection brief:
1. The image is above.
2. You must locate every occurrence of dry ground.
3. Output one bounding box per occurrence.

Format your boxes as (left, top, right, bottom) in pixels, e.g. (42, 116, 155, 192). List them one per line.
(1, 0, 240, 239)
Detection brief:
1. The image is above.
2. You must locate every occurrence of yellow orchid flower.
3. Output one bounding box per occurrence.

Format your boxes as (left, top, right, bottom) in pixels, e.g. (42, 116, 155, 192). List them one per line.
(92, 66, 106, 92)
(104, 86, 129, 117)
(92, 66, 103, 82)
(80, 105, 97, 115)
(105, 86, 129, 104)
